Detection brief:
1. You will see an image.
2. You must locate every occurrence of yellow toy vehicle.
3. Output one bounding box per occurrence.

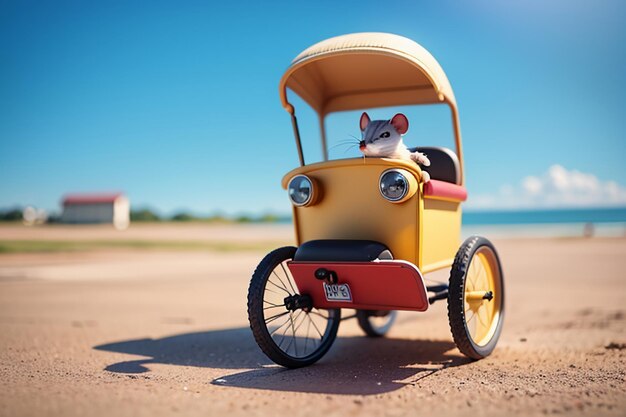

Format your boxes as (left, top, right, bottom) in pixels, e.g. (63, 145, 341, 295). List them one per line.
(247, 33, 504, 368)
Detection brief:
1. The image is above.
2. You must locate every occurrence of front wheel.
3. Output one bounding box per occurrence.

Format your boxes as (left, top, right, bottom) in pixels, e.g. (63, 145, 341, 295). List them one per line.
(247, 246, 341, 368)
(356, 310, 397, 337)
(447, 236, 505, 359)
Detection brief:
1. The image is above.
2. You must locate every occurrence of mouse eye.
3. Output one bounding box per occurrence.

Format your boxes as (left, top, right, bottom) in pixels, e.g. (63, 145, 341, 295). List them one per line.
(380, 132, 390, 138)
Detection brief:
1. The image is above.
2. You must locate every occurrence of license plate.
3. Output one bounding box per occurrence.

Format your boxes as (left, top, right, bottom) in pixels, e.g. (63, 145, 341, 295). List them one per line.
(323, 283, 352, 302)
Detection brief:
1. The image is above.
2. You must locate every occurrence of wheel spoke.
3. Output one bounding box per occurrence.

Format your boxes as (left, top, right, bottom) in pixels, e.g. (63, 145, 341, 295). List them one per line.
(466, 311, 476, 324)
(306, 315, 322, 347)
(263, 287, 282, 296)
(293, 310, 308, 333)
(308, 310, 329, 319)
(279, 262, 298, 294)
(265, 310, 289, 324)
(472, 257, 483, 291)
(269, 314, 293, 336)
(282, 313, 297, 356)
(304, 316, 311, 354)
(276, 311, 299, 349)
(468, 259, 479, 287)
(276, 310, 305, 355)
(475, 260, 487, 290)
(268, 274, 292, 295)
(277, 323, 289, 349)
(477, 307, 489, 328)
(263, 304, 286, 311)
(290, 313, 299, 357)
(308, 313, 325, 339)
(467, 314, 477, 339)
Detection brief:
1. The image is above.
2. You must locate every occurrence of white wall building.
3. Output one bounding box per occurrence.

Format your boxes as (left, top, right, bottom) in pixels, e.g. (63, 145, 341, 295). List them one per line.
(61, 193, 130, 230)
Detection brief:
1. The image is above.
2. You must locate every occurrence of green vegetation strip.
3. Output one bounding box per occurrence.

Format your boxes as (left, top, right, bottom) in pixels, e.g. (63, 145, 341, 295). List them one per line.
(0, 240, 292, 254)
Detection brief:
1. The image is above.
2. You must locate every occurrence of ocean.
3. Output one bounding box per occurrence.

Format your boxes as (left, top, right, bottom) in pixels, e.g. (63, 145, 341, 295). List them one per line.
(275, 207, 626, 238)
(462, 207, 626, 238)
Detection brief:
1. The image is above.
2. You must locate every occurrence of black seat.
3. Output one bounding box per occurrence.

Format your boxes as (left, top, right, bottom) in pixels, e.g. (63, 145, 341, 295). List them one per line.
(408, 146, 461, 184)
(294, 240, 392, 262)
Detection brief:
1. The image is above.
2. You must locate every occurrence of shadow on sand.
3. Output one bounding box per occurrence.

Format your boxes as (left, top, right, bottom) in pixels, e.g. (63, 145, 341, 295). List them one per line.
(94, 327, 469, 395)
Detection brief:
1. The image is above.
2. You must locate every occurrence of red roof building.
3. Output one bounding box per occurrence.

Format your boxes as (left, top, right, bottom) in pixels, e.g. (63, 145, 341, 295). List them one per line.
(62, 193, 124, 206)
(61, 193, 129, 230)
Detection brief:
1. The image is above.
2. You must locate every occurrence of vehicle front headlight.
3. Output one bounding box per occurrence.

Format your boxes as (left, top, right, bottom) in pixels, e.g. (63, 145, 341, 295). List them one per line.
(288, 175, 315, 206)
(379, 169, 416, 203)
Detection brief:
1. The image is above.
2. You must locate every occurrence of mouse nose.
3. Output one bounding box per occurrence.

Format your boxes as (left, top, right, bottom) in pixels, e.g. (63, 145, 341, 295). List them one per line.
(359, 140, 366, 150)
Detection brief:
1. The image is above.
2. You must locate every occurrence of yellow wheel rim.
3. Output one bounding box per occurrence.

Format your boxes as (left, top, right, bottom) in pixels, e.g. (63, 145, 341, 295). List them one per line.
(464, 246, 502, 346)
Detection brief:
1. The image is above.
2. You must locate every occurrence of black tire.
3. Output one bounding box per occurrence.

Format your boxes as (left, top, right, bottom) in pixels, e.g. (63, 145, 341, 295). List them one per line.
(247, 246, 341, 368)
(356, 310, 397, 337)
(447, 236, 505, 359)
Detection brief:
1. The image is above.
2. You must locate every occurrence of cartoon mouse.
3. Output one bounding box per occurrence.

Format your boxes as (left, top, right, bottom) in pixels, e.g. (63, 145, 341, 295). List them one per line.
(359, 112, 431, 182)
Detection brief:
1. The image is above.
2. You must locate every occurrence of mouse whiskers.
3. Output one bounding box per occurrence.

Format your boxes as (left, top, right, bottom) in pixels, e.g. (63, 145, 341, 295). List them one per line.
(328, 137, 360, 157)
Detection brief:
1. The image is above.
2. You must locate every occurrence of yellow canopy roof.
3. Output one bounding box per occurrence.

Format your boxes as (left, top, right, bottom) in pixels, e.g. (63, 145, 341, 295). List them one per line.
(279, 32, 456, 116)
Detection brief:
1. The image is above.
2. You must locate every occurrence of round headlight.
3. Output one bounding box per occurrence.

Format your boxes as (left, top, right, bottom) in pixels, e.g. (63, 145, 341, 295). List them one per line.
(288, 175, 313, 206)
(379, 170, 409, 202)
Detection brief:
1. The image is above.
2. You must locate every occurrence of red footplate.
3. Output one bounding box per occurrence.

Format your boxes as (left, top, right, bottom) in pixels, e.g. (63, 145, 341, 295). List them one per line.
(287, 260, 429, 311)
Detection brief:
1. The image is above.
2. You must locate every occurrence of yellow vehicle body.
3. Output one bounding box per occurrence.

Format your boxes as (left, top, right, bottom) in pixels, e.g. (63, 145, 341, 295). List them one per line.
(282, 158, 462, 273)
(276, 32, 468, 272)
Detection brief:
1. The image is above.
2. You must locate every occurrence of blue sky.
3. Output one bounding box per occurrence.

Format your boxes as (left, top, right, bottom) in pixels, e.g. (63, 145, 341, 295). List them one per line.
(1, 0, 625, 215)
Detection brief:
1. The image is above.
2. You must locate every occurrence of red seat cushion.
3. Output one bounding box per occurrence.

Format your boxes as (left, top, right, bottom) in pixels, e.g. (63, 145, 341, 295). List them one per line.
(423, 179, 467, 202)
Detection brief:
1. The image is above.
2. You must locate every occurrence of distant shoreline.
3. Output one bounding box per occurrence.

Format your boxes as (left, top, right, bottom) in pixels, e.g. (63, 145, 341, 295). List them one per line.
(2, 206, 625, 226)
(462, 207, 626, 225)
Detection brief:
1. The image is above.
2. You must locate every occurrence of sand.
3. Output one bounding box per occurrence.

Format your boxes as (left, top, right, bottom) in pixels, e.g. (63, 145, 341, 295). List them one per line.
(0, 224, 624, 417)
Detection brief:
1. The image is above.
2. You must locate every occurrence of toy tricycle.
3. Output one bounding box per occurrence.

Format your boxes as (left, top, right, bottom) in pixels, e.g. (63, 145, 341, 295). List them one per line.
(247, 33, 504, 368)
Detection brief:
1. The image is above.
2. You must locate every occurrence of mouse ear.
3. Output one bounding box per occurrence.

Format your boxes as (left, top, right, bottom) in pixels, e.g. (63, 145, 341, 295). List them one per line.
(360, 112, 371, 132)
(390, 113, 409, 135)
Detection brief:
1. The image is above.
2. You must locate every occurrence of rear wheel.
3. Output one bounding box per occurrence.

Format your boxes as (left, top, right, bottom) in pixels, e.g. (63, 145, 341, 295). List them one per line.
(247, 246, 340, 368)
(356, 310, 397, 337)
(447, 236, 504, 359)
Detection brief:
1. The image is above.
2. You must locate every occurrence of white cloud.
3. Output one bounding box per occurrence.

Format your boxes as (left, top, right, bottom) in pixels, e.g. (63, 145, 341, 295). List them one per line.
(522, 176, 542, 195)
(467, 165, 626, 210)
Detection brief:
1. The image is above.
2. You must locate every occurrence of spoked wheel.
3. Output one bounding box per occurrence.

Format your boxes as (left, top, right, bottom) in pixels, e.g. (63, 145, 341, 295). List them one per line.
(247, 246, 341, 368)
(448, 236, 504, 359)
(356, 310, 397, 337)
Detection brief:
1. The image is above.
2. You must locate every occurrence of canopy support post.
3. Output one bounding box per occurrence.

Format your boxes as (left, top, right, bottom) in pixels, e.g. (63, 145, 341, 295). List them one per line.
(448, 101, 464, 186)
(290, 112, 305, 166)
(319, 115, 329, 161)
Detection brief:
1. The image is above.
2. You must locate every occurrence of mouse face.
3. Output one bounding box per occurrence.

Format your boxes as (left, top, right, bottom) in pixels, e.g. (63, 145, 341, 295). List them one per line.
(359, 113, 409, 157)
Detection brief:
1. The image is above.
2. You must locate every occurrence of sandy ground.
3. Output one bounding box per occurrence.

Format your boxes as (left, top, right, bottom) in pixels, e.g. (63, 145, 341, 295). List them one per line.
(0, 225, 625, 417)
